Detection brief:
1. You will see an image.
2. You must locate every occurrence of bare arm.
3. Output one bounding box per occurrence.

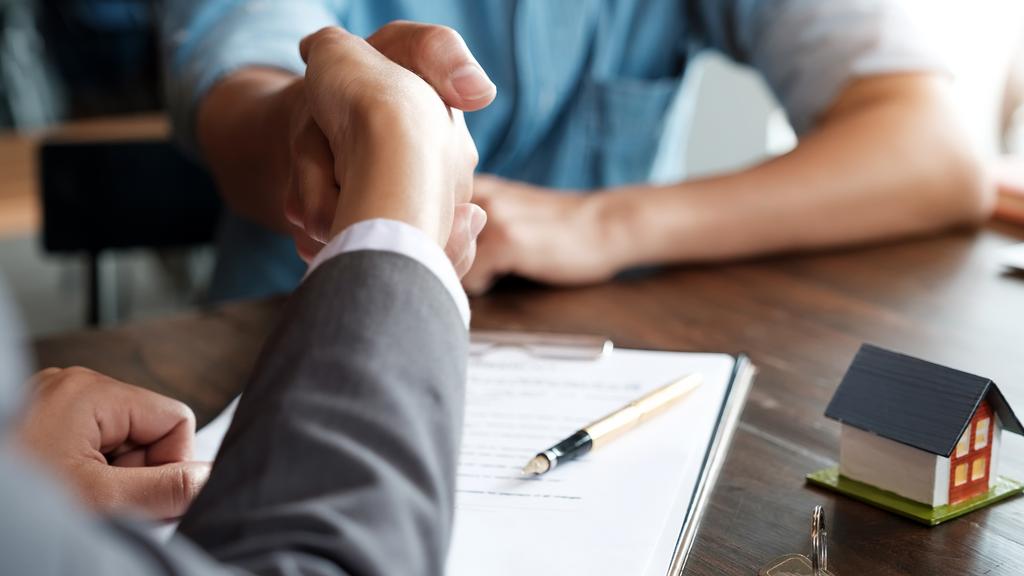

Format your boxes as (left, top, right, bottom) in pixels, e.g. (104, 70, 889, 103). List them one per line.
(463, 74, 993, 293)
(598, 75, 992, 268)
(197, 68, 300, 233)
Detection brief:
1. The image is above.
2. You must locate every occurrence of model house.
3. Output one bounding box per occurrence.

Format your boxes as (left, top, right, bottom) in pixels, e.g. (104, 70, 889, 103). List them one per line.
(824, 344, 1023, 507)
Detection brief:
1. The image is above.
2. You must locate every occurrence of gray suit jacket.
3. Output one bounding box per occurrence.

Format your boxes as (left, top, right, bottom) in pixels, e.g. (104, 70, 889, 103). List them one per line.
(0, 250, 467, 576)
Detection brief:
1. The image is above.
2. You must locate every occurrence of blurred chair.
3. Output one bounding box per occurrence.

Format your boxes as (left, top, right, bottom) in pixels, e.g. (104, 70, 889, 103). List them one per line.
(39, 139, 221, 325)
(651, 51, 790, 185)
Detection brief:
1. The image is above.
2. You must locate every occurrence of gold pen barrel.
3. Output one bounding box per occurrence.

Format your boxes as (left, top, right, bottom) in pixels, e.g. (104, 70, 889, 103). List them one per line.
(585, 373, 703, 448)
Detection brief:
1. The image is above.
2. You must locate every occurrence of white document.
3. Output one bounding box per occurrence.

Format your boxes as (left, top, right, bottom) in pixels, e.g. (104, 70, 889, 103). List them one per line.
(181, 348, 739, 575)
(1003, 243, 1024, 270)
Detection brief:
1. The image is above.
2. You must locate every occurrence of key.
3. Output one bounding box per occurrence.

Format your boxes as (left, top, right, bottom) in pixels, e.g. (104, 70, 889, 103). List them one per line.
(758, 506, 836, 576)
(759, 554, 836, 576)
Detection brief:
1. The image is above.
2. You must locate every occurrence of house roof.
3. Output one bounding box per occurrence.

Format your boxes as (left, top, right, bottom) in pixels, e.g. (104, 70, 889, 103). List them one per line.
(825, 344, 1023, 457)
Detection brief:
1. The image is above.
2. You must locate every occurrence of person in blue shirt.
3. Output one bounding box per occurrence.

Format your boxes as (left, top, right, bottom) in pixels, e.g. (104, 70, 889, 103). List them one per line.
(162, 0, 992, 300)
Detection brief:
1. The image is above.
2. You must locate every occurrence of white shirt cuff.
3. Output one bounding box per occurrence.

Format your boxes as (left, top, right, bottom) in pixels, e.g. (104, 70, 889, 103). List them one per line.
(305, 219, 470, 328)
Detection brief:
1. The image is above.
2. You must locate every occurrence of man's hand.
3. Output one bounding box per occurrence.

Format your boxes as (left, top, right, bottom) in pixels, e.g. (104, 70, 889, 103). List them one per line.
(462, 175, 617, 295)
(285, 22, 495, 265)
(17, 367, 210, 520)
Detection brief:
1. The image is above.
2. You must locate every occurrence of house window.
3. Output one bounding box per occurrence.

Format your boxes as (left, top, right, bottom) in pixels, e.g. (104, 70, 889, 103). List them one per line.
(974, 417, 990, 450)
(955, 429, 970, 458)
(955, 463, 968, 486)
(972, 457, 987, 482)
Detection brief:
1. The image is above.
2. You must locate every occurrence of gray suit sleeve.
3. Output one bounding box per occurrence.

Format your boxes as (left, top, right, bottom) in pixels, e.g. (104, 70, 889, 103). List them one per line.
(690, 0, 945, 133)
(0, 250, 467, 576)
(177, 250, 468, 575)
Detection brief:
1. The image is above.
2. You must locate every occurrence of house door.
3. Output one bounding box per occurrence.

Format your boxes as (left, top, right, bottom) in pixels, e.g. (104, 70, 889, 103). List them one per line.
(948, 400, 994, 505)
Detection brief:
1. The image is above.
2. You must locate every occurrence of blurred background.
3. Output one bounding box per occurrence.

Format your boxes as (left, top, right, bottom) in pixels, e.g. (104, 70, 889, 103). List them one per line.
(1, 0, 1024, 337)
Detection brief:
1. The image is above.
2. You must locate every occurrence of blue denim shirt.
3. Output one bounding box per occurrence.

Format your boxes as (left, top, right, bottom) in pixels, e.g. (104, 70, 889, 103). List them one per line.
(160, 0, 941, 301)
(162, 0, 940, 190)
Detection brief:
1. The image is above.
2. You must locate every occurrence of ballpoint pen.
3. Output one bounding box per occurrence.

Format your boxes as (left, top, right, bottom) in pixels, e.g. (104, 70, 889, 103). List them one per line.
(522, 373, 703, 476)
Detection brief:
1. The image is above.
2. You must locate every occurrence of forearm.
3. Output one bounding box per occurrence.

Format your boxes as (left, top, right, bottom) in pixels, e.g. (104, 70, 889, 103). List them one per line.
(197, 68, 301, 233)
(179, 252, 466, 575)
(600, 75, 993, 268)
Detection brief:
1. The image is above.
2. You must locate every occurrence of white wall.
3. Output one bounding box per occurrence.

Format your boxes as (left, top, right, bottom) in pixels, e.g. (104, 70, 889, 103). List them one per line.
(901, 0, 1024, 157)
(650, 52, 786, 183)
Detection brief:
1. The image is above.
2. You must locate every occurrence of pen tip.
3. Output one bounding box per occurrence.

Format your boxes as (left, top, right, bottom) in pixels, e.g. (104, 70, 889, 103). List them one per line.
(521, 455, 550, 476)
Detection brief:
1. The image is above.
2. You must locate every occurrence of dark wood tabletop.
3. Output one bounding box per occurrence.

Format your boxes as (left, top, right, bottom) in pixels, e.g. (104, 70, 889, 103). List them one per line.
(33, 223, 1024, 575)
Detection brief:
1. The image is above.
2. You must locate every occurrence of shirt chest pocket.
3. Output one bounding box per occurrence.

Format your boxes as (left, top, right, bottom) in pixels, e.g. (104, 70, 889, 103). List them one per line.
(581, 76, 681, 187)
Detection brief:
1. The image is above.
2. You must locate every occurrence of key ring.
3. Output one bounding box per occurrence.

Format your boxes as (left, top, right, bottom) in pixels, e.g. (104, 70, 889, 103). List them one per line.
(810, 505, 828, 575)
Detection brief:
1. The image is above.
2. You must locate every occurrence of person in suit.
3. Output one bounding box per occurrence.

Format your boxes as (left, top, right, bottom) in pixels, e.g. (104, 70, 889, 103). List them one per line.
(162, 0, 992, 301)
(1, 26, 482, 575)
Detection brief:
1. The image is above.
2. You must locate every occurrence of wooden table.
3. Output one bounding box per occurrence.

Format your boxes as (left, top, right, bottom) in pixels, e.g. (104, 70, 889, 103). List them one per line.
(0, 114, 168, 237)
(33, 224, 1024, 575)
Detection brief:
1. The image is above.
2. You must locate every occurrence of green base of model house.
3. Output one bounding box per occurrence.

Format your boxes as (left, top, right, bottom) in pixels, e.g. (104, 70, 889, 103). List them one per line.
(806, 466, 1024, 526)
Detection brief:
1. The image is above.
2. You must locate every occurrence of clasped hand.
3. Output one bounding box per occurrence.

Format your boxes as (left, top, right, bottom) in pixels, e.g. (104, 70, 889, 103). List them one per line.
(284, 23, 621, 290)
(285, 22, 496, 275)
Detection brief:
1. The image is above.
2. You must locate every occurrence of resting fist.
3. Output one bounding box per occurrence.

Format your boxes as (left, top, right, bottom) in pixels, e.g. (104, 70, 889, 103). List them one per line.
(17, 367, 210, 520)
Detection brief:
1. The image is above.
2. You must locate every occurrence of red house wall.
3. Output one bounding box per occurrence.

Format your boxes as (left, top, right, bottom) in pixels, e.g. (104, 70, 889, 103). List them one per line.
(948, 401, 994, 505)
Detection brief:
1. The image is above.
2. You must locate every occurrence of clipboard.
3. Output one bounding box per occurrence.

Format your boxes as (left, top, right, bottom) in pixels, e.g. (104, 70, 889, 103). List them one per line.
(179, 331, 757, 575)
(668, 353, 756, 575)
(471, 330, 614, 360)
(459, 331, 757, 576)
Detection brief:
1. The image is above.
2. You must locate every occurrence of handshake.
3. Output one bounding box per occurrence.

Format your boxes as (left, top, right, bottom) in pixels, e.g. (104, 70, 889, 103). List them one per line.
(283, 23, 496, 277)
(17, 23, 499, 522)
